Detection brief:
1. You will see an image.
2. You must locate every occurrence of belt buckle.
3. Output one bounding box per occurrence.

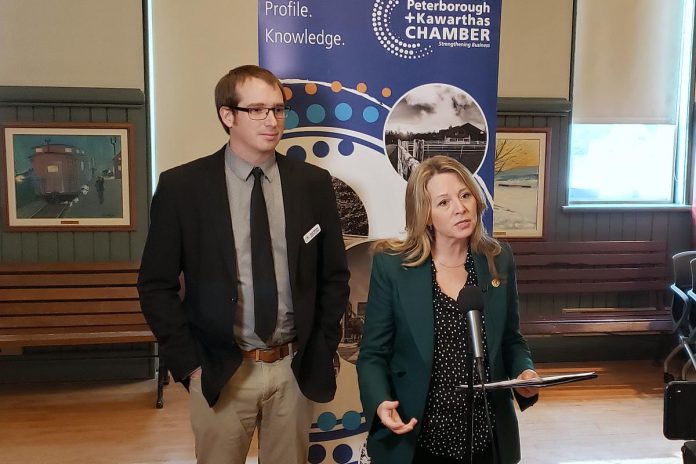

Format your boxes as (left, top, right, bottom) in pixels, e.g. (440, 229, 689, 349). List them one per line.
(248, 343, 292, 363)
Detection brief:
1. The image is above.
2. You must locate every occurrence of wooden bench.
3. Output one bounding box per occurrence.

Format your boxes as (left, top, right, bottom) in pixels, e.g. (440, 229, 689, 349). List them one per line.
(508, 241, 672, 336)
(0, 262, 167, 408)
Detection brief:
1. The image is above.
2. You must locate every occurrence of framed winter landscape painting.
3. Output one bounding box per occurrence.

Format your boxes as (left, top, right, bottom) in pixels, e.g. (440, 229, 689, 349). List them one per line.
(493, 128, 550, 239)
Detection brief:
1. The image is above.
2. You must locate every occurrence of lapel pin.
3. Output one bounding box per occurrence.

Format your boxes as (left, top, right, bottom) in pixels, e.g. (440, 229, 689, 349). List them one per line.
(491, 278, 501, 288)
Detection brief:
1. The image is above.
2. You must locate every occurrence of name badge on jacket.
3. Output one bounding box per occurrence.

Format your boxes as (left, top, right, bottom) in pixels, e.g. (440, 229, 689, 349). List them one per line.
(303, 224, 321, 244)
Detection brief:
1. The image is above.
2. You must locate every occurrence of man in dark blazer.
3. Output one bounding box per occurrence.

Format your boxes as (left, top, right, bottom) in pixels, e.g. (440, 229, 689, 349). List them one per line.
(138, 65, 350, 464)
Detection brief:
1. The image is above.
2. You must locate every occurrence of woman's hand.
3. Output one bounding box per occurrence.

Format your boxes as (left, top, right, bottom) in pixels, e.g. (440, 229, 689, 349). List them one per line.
(514, 369, 540, 398)
(376, 400, 418, 435)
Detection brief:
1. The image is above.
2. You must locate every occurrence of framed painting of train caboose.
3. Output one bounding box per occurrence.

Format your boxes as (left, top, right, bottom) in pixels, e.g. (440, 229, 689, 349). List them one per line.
(2, 123, 135, 231)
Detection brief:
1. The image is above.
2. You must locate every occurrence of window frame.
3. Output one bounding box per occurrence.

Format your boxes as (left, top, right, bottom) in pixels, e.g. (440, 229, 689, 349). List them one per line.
(566, 0, 696, 209)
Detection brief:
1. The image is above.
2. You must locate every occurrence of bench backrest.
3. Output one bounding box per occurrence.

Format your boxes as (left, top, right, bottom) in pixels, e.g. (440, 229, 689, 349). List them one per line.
(0, 262, 153, 348)
(509, 240, 668, 294)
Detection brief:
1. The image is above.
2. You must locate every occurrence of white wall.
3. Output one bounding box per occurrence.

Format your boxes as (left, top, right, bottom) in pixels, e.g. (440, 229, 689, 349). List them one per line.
(0, 0, 144, 89)
(149, 0, 258, 174)
(150, 0, 573, 174)
(0, 0, 573, 174)
(498, 0, 573, 98)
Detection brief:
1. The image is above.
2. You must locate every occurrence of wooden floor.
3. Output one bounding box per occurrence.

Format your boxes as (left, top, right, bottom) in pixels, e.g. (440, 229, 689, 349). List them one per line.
(0, 360, 690, 464)
(519, 361, 687, 464)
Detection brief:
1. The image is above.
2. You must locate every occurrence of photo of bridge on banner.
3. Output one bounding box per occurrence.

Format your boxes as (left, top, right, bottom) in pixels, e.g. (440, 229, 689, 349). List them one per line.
(393, 137, 486, 179)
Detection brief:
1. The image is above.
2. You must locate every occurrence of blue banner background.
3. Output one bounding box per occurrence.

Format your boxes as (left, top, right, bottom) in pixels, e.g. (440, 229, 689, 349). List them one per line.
(260, 0, 501, 236)
(259, 2, 502, 462)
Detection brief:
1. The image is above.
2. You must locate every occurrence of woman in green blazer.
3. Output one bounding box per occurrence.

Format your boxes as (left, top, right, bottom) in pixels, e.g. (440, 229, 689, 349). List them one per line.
(357, 156, 539, 464)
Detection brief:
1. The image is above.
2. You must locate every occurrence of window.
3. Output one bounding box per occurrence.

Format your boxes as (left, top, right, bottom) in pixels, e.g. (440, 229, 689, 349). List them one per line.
(568, 0, 695, 204)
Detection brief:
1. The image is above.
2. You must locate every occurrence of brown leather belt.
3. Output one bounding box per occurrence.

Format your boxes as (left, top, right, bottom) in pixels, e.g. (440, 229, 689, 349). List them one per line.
(242, 342, 295, 363)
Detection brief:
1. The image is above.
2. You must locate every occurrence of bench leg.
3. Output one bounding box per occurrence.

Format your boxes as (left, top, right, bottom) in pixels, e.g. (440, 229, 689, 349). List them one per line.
(156, 360, 168, 409)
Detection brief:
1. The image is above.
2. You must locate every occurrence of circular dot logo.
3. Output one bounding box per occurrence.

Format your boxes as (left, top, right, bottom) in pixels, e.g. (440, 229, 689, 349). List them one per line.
(372, 0, 433, 59)
(335, 103, 353, 122)
(338, 139, 355, 156)
(308, 444, 327, 464)
(313, 141, 331, 158)
(307, 104, 327, 124)
(341, 411, 362, 431)
(317, 411, 338, 431)
(285, 109, 300, 130)
(332, 444, 353, 464)
(286, 145, 307, 161)
(363, 106, 379, 123)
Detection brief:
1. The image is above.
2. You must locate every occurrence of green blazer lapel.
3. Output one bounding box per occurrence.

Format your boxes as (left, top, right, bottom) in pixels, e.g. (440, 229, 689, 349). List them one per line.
(473, 252, 503, 362)
(399, 258, 434, 370)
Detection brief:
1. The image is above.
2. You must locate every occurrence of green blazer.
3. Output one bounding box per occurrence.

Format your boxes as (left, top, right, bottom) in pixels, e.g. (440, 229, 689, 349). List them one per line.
(356, 244, 536, 464)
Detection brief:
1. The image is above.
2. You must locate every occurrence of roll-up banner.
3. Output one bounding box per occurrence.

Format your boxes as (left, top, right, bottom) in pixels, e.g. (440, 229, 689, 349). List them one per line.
(259, 1, 502, 462)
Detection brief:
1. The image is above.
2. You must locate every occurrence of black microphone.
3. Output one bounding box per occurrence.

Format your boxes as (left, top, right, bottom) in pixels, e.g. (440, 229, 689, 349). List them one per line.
(457, 286, 486, 380)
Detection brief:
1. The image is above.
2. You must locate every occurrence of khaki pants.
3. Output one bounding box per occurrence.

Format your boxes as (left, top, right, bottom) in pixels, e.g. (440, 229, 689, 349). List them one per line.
(189, 354, 312, 464)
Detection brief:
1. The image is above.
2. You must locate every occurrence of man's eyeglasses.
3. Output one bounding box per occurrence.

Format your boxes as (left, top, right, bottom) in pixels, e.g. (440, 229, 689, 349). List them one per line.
(230, 105, 290, 120)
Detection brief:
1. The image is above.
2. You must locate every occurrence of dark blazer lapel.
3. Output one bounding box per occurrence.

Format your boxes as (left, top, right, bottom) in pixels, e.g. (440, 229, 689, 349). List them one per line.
(276, 154, 302, 292)
(204, 148, 237, 279)
(400, 259, 434, 370)
(473, 252, 503, 362)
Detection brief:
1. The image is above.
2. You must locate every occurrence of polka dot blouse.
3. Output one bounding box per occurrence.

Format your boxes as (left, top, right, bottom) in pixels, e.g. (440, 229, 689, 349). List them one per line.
(416, 249, 495, 460)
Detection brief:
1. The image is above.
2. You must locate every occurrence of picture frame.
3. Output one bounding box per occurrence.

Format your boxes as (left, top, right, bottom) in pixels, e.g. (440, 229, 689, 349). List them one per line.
(2, 122, 135, 231)
(492, 128, 550, 240)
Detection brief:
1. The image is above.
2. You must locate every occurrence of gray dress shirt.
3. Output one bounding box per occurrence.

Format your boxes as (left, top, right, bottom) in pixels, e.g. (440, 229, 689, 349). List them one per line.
(224, 145, 295, 350)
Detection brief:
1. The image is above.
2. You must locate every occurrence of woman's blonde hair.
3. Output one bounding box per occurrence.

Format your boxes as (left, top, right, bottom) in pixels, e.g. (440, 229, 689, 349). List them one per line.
(376, 155, 502, 277)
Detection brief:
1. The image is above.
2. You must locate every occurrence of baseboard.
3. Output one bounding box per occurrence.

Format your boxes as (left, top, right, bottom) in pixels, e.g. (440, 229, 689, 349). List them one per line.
(0, 344, 156, 383)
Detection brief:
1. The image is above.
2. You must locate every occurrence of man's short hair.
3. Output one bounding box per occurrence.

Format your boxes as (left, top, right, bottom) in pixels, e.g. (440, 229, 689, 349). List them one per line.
(215, 65, 286, 134)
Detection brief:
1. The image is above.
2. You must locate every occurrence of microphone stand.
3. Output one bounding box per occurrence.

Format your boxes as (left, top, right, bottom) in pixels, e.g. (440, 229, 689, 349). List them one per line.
(467, 351, 500, 464)
(474, 356, 499, 464)
(458, 286, 499, 464)
(466, 348, 476, 464)
(467, 353, 475, 464)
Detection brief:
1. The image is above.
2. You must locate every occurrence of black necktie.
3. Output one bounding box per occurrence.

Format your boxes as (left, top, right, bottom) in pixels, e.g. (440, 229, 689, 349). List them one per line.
(249, 167, 278, 342)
